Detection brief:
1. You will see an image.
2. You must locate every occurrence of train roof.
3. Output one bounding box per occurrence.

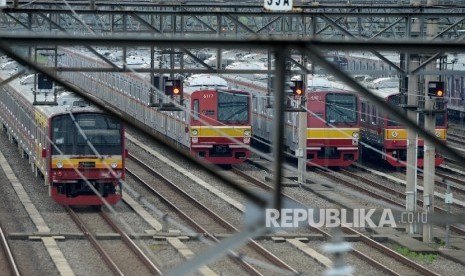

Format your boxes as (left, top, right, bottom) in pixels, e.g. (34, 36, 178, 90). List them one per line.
(185, 74, 228, 87)
(0, 64, 102, 118)
(183, 74, 229, 94)
(367, 87, 400, 99)
(307, 89, 357, 95)
(306, 75, 354, 92)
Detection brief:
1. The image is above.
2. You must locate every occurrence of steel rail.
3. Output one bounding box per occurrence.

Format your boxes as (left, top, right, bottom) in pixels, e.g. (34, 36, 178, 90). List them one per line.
(417, 170, 465, 196)
(341, 226, 441, 276)
(0, 226, 20, 276)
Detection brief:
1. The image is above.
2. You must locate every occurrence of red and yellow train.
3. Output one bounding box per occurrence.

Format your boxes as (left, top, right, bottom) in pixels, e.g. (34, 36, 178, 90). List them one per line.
(359, 88, 446, 167)
(0, 64, 125, 205)
(226, 75, 360, 167)
(183, 75, 252, 163)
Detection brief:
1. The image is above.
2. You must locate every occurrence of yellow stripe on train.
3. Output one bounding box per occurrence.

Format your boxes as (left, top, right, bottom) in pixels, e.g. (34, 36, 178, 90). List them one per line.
(190, 126, 252, 137)
(51, 157, 123, 169)
(385, 129, 446, 140)
(306, 128, 360, 139)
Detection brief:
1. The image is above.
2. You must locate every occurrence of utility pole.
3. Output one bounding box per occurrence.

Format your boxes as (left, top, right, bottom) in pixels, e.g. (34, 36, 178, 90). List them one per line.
(406, 56, 419, 234)
(405, 0, 420, 235)
(423, 0, 438, 243)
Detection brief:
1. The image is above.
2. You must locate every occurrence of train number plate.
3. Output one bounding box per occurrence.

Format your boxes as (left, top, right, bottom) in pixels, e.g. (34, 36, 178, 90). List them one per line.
(79, 162, 95, 168)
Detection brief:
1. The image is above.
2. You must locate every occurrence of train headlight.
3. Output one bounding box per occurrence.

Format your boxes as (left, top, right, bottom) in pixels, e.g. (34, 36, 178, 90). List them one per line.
(435, 131, 441, 138)
(191, 129, 198, 136)
(391, 131, 398, 138)
(244, 129, 251, 137)
(56, 161, 63, 168)
(352, 132, 359, 139)
(111, 162, 118, 168)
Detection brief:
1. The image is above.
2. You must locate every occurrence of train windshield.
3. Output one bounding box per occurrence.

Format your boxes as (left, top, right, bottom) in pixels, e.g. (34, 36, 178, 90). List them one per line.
(325, 93, 357, 124)
(419, 113, 446, 127)
(217, 91, 249, 123)
(387, 95, 445, 127)
(52, 113, 123, 155)
(387, 95, 401, 126)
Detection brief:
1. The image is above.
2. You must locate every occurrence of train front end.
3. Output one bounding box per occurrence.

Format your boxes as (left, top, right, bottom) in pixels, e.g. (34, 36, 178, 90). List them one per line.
(306, 91, 360, 167)
(48, 112, 125, 205)
(383, 111, 446, 167)
(189, 89, 251, 165)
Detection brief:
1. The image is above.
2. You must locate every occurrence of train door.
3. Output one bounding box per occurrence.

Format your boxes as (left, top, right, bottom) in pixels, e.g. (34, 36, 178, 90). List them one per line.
(252, 96, 259, 131)
(182, 104, 189, 145)
(265, 99, 272, 134)
(361, 102, 367, 124)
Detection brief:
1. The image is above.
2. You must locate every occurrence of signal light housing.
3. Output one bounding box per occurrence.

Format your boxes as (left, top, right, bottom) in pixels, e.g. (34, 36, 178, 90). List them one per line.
(164, 79, 183, 97)
(291, 80, 304, 97)
(172, 79, 182, 96)
(37, 73, 53, 90)
(428, 81, 444, 97)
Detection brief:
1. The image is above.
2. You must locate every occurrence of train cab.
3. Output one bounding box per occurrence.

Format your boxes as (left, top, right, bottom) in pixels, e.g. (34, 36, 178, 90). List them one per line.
(49, 111, 125, 205)
(185, 75, 252, 164)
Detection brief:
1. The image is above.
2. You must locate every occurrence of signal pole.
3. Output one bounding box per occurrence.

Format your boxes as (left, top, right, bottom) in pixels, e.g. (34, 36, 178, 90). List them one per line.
(423, 0, 438, 243)
(298, 73, 307, 185)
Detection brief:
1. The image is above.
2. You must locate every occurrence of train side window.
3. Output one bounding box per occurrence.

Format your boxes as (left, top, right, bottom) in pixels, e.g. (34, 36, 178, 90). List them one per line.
(361, 102, 366, 122)
(371, 106, 377, 124)
(193, 99, 199, 121)
(36, 120, 40, 140)
(366, 105, 371, 123)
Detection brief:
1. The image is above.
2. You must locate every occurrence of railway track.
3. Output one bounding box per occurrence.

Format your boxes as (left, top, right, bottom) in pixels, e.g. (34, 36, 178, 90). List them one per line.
(126, 153, 299, 275)
(419, 170, 465, 198)
(240, 159, 441, 276)
(446, 133, 465, 147)
(335, 167, 465, 235)
(442, 124, 465, 165)
(65, 206, 161, 275)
